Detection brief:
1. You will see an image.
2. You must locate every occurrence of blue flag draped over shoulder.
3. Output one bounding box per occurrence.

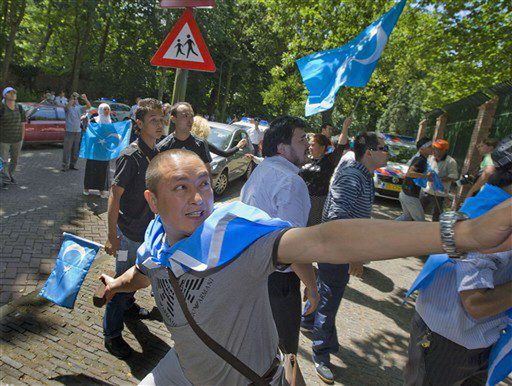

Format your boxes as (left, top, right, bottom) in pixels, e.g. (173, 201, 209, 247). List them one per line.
(137, 202, 291, 277)
(79, 121, 131, 161)
(404, 184, 512, 386)
(296, 0, 406, 116)
(39, 233, 102, 309)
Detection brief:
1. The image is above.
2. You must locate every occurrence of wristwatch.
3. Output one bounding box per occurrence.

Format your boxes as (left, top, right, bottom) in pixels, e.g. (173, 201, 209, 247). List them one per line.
(439, 211, 470, 258)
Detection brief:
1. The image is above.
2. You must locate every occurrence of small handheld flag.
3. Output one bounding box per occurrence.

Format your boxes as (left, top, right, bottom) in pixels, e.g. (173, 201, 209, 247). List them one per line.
(79, 121, 131, 161)
(297, 0, 406, 116)
(40, 233, 102, 309)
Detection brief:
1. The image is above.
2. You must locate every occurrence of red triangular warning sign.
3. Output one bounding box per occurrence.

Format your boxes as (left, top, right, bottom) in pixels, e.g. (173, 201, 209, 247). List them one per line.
(151, 8, 216, 72)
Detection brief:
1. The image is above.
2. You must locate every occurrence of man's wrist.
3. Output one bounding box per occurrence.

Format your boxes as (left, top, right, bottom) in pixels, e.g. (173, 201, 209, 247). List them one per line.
(454, 219, 476, 253)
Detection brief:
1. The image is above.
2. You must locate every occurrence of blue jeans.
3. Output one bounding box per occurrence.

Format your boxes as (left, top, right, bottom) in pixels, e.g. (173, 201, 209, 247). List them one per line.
(103, 228, 141, 340)
(302, 263, 350, 366)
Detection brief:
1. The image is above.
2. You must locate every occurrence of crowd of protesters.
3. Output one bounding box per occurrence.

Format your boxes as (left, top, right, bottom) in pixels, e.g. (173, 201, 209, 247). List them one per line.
(1, 86, 510, 386)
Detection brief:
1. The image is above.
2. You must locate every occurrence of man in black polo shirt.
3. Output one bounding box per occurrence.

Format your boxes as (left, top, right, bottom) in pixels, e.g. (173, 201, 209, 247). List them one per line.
(157, 102, 212, 170)
(103, 98, 164, 358)
(396, 137, 433, 221)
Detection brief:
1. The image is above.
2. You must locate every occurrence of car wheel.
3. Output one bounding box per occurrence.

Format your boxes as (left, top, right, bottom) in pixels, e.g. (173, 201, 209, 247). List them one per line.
(244, 161, 254, 180)
(214, 170, 229, 196)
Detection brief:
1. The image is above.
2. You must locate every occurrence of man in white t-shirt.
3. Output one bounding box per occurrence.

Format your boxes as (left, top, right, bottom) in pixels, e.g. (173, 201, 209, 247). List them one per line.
(420, 139, 458, 221)
(247, 117, 264, 156)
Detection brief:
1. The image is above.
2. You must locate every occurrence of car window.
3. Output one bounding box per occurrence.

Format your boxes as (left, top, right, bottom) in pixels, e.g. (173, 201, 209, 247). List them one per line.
(232, 131, 244, 145)
(30, 107, 57, 121)
(387, 142, 417, 164)
(118, 104, 130, 111)
(56, 108, 66, 120)
(207, 127, 232, 150)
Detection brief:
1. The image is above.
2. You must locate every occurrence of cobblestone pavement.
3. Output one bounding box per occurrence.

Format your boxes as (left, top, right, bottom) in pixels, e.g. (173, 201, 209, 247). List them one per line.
(1, 147, 507, 385)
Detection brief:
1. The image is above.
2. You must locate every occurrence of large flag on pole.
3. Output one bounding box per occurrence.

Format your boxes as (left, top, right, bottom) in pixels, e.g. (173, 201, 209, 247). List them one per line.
(39, 233, 102, 309)
(297, 0, 406, 116)
(79, 120, 131, 161)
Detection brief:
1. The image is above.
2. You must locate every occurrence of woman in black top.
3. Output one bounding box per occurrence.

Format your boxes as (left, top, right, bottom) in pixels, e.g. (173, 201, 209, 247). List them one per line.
(300, 134, 335, 225)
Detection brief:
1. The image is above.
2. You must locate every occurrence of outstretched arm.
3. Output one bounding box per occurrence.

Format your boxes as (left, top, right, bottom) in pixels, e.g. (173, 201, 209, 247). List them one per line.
(277, 200, 512, 265)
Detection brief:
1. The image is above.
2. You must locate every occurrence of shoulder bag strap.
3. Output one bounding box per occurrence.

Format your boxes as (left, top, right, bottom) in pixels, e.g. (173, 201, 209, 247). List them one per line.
(166, 268, 269, 386)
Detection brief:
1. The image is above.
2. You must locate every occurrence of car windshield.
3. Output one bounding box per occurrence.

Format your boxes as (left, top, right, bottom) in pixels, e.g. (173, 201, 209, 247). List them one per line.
(387, 142, 417, 164)
(207, 127, 232, 151)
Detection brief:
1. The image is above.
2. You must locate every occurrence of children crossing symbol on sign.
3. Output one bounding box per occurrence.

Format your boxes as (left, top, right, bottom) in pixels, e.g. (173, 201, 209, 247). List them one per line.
(185, 35, 198, 58)
(151, 8, 215, 72)
(175, 39, 185, 56)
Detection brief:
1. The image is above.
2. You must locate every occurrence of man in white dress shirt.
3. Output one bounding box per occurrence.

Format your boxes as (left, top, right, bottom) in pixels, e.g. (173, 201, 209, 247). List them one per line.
(247, 117, 264, 156)
(241, 116, 319, 356)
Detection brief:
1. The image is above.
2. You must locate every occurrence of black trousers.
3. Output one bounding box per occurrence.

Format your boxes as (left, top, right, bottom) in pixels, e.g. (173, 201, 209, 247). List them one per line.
(404, 311, 490, 386)
(268, 271, 301, 354)
(419, 191, 445, 222)
(84, 159, 110, 190)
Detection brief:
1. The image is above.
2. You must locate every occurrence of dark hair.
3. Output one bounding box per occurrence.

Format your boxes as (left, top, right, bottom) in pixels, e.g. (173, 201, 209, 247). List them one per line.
(482, 138, 499, 148)
(170, 102, 193, 117)
(353, 131, 380, 161)
(146, 149, 204, 196)
(416, 137, 431, 150)
(312, 133, 331, 152)
(487, 166, 512, 188)
(321, 123, 333, 131)
(134, 98, 163, 134)
(262, 116, 309, 157)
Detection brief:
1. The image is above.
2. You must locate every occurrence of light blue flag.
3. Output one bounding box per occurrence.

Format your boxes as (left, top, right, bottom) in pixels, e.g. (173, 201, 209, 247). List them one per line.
(486, 310, 512, 386)
(79, 120, 131, 161)
(137, 201, 291, 277)
(297, 0, 406, 116)
(39, 233, 102, 309)
(413, 166, 444, 192)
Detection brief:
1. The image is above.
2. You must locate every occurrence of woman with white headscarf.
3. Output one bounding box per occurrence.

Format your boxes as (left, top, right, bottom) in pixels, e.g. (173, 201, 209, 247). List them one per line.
(83, 103, 112, 197)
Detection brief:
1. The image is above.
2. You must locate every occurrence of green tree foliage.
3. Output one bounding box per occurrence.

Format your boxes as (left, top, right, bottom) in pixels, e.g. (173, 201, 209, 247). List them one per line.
(1, 0, 509, 131)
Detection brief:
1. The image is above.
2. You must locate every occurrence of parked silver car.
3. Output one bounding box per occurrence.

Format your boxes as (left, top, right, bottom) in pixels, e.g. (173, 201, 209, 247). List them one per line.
(207, 122, 255, 196)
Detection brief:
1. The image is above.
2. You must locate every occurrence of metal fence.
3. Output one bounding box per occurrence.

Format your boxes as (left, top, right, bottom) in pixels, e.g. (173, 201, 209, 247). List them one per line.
(421, 80, 512, 172)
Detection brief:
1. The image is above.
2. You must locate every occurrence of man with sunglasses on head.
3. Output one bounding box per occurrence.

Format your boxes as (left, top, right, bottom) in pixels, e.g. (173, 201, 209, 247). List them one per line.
(302, 131, 389, 384)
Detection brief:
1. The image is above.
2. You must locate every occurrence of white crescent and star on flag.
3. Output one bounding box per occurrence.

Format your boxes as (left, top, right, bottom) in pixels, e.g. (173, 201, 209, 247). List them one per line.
(98, 132, 123, 152)
(62, 243, 87, 265)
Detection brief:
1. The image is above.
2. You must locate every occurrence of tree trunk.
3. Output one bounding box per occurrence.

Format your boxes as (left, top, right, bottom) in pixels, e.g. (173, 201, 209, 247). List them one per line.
(1, 0, 27, 83)
(35, 26, 54, 64)
(34, 0, 54, 64)
(0, 0, 10, 56)
(70, 5, 95, 91)
(220, 60, 234, 122)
